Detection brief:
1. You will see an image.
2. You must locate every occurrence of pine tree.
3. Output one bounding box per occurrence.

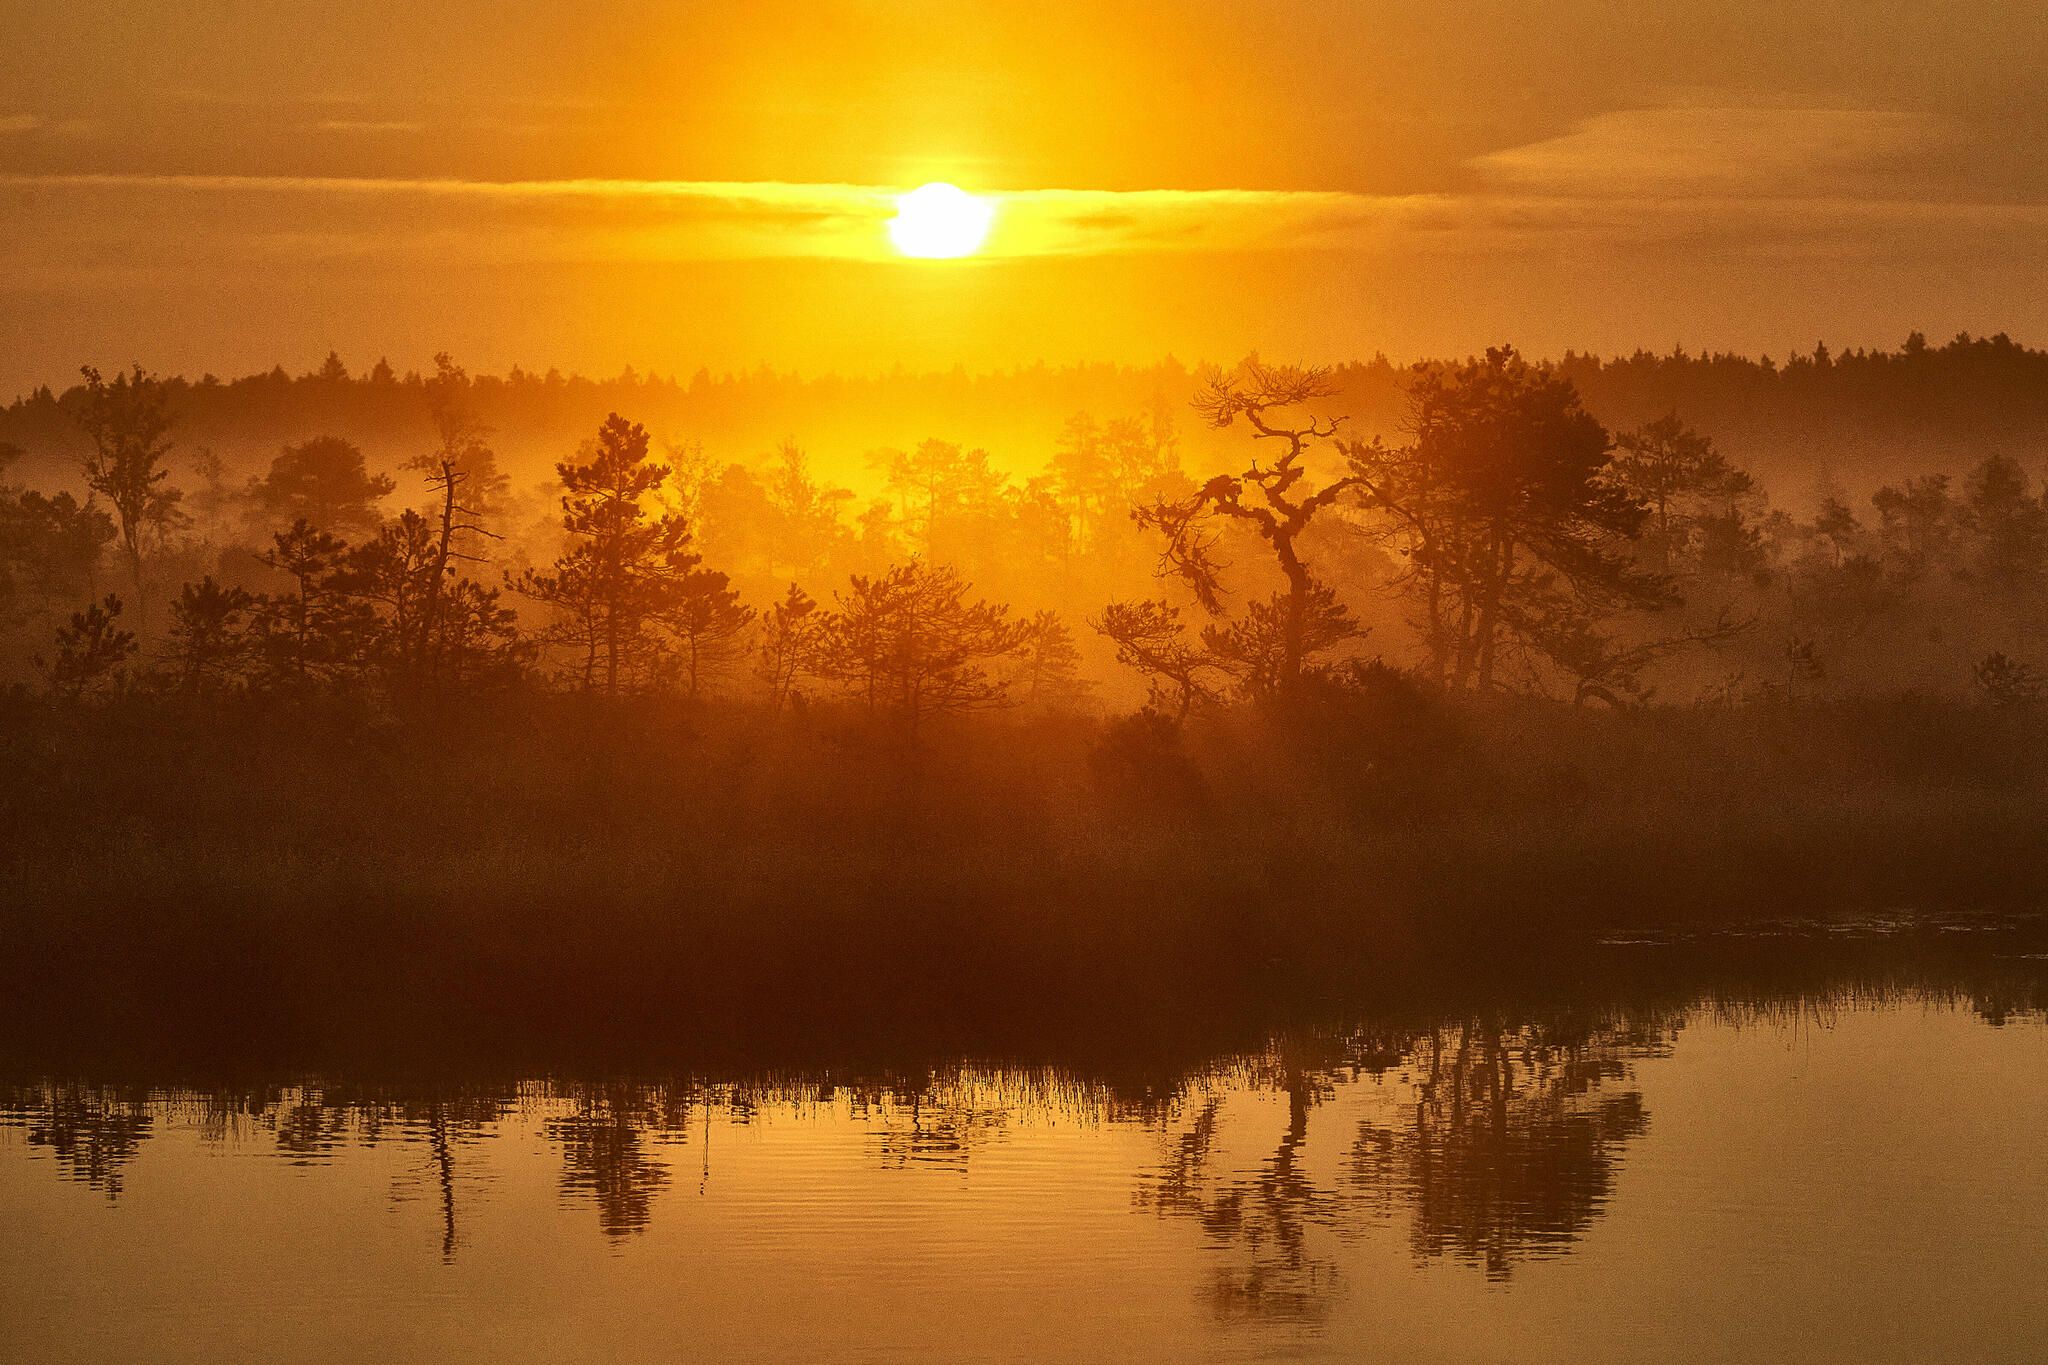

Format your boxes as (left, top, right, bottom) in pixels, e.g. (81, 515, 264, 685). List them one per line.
(756, 583, 821, 713)
(40, 595, 137, 699)
(813, 561, 1029, 734)
(515, 414, 698, 693)
(164, 577, 255, 694)
(1013, 609, 1093, 708)
(664, 569, 754, 697)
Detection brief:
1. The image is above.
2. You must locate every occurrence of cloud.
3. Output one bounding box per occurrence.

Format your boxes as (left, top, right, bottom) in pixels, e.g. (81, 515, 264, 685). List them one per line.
(1472, 106, 1949, 197)
(0, 114, 104, 139)
(0, 168, 2041, 290)
(0, 174, 1401, 265)
(315, 120, 431, 135)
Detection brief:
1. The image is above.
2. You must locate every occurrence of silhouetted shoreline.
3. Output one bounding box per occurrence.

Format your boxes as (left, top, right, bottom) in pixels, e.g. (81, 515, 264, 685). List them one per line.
(6, 691, 2044, 1077)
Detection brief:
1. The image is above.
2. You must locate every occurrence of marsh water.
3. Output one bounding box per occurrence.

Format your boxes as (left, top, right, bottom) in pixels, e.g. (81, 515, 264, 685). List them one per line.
(5, 928, 2047, 1364)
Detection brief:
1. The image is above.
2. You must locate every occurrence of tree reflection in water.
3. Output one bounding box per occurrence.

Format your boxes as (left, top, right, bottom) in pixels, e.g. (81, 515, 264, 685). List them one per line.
(1136, 1075, 1345, 1324)
(1137, 1016, 1669, 1321)
(1351, 1019, 1663, 1279)
(1, 973, 2037, 1306)
(546, 1083, 694, 1241)
(13, 1083, 154, 1199)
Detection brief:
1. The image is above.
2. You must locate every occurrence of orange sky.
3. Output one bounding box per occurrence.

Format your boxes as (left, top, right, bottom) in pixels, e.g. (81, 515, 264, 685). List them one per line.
(3, 0, 2046, 391)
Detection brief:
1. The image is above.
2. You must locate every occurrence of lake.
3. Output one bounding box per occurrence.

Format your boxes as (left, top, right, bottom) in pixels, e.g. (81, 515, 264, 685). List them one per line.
(4, 936, 2047, 1363)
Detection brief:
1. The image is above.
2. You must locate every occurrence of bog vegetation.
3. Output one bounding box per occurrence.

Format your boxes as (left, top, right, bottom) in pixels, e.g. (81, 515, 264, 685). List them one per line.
(6, 338, 2048, 1025)
(16, 338, 2048, 710)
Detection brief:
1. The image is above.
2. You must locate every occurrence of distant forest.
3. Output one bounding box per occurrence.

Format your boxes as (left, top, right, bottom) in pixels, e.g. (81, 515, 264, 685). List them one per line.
(6, 331, 2048, 706)
(7, 331, 2046, 500)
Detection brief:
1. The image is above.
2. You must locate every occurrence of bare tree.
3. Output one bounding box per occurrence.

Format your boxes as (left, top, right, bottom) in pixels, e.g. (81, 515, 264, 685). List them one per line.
(413, 356, 506, 682)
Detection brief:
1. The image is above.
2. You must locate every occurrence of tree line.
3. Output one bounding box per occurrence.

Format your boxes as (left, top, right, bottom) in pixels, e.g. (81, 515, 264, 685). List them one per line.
(9, 344, 2048, 724)
(9, 331, 2046, 505)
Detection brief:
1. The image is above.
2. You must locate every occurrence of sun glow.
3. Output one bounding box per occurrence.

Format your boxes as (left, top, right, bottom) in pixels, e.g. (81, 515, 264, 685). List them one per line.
(887, 182, 996, 259)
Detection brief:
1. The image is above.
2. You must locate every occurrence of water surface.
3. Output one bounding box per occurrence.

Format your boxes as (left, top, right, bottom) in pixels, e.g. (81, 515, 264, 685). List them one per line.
(6, 985, 2045, 1363)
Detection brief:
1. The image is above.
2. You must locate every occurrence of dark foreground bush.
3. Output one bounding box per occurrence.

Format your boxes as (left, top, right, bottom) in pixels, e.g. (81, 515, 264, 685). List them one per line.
(4, 688, 2048, 1066)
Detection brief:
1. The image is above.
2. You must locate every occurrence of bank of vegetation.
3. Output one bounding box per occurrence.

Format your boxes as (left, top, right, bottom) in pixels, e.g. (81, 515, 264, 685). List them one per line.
(5, 341, 2048, 1052)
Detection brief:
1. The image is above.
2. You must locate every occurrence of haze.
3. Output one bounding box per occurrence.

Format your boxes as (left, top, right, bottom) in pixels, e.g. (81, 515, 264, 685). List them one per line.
(7, 8, 2048, 1364)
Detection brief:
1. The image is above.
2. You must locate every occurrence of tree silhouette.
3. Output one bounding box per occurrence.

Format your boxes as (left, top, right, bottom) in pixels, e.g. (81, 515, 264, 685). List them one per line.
(40, 595, 137, 698)
(664, 569, 755, 697)
(164, 576, 254, 694)
(245, 436, 395, 537)
(1053, 411, 1185, 555)
(446, 580, 526, 686)
(185, 447, 234, 545)
(1136, 362, 1366, 695)
(1201, 583, 1361, 699)
(515, 413, 698, 693)
(417, 356, 511, 517)
(1051, 414, 1112, 548)
(1, 450, 114, 625)
(756, 582, 821, 713)
(1012, 609, 1092, 708)
(1093, 599, 1222, 722)
(872, 439, 1006, 560)
(1809, 492, 1863, 568)
(336, 511, 443, 682)
(75, 365, 185, 625)
(399, 358, 511, 684)
(764, 440, 853, 578)
(814, 561, 1029, 735)
(17, 341, 2048, 706)
(693, 462, 776, 580)
(253, 520, 366, 687)
(1607, 413, 1757, 577)
(1871, 473, 1956, 585)
(1957, 454, 2048, 596)
(1347, 347, 1663, 691)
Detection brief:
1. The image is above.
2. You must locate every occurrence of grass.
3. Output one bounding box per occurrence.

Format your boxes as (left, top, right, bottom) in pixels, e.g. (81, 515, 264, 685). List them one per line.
(4, 686, 2048, 1069)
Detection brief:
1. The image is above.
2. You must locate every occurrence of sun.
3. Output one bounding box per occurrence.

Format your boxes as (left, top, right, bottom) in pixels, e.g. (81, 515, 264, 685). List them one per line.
(887, 182, 996, 259)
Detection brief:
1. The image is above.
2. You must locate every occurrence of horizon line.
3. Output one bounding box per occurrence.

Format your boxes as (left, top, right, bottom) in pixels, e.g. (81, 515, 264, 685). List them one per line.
(9, 330, 2042, 407)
